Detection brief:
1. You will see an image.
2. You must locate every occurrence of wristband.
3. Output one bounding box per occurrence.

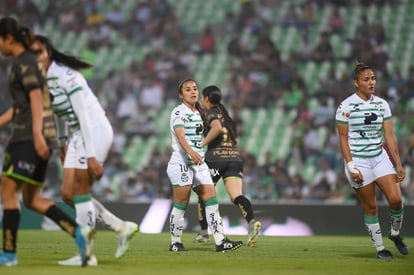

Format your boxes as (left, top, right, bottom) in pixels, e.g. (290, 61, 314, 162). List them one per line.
(347, 161, 359, 174)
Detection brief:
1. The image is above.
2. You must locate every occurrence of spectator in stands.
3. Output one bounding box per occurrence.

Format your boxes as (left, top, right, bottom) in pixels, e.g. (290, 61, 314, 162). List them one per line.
(327, 6, 344, 35)
(105, 4, 125, 30)
(310, 31, 334, 62)
(281, 174, 309, 201)
(309, 158, 338, 200)
(270, 158, 291, 198)
(335, 62, 408, 259)
(197, 26, 216, 54)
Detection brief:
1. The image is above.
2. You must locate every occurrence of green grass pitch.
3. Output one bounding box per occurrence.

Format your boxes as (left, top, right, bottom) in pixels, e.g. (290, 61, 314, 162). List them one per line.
(1, 230, 413, 275)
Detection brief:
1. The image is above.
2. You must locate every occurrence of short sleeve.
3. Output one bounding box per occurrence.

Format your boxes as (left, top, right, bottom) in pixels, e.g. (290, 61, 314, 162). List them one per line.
(335, 102, 350, 124)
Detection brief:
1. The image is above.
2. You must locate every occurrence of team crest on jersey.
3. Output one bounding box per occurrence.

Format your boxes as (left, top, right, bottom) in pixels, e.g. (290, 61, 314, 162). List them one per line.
(181, 172, 189, 182)
(374, 102, 382, 110)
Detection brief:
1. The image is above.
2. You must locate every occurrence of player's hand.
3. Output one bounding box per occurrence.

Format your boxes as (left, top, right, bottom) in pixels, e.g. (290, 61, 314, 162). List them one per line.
(87, 157, 103, 180)
(33, 133, 50, 160)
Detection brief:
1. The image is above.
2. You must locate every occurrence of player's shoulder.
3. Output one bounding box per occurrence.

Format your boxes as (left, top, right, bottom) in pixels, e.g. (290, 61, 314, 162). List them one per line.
(171, 104, 187, 116)
(49, 62, 80, 79)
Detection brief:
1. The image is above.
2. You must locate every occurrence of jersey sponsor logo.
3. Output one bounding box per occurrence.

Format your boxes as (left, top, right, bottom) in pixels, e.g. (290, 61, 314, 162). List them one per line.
(364, 112, 378, 124)
(78, 157, 86, 164)
(17, 160, 35, 174)
(20, 65, 28, 74)
(209, 168, 220, 177)
(195, 123, 203, 135)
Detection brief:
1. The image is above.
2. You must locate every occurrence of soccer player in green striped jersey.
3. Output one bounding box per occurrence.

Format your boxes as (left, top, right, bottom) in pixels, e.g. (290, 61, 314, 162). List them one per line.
(335, 62, 409, 259)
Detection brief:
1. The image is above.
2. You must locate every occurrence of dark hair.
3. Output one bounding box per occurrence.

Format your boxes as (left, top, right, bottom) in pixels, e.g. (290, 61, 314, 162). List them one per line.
(177, 78, 194, 94)
(0, 17, 34, 50)
(34, 34, 92, 70)
(353, 62, 372, 80)
(202, 85, 238, 144)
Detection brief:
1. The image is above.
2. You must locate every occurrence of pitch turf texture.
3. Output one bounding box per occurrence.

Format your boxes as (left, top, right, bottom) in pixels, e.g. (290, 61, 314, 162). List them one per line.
(2, 230, 413, 275)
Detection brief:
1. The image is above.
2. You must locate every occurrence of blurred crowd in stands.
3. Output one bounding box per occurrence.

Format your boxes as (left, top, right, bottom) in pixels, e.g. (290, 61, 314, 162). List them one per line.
(0, 0, 413, 204)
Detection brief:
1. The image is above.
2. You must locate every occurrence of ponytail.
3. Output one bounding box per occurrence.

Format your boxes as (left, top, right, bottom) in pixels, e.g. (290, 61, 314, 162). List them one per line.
(202, 85, 238, 144)
(34, 35, 92, 70)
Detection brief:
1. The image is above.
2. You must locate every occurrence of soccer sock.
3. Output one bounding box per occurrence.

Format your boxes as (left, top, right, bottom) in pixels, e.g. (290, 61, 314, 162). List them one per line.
(197, 197, 208, 231)
(45, 205, 78, 237)
(170, 202, 187, 244)
(389, 207, 404, 236)
(204, 197, 225, 245)
(364, 215, 384, 252)
(234, 195, 254, 223)
(73, 194, 96, 229)
(92, 197, 123, 232)
(2, 209, 20, 253)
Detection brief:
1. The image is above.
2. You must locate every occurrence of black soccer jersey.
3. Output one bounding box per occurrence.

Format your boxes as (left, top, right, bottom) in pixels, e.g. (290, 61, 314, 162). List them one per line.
(8, 51, 56, 146)
(204, 106, 242, 162)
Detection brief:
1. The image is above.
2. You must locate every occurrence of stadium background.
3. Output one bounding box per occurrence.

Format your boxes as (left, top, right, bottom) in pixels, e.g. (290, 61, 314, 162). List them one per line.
(0, 0, 414, 234)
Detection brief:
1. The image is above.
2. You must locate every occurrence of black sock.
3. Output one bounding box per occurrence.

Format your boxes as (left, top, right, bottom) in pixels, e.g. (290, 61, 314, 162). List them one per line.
(2, 209, 20, 253)
(45, 205, 78, 237)
(234, 195, 254, 222)
(197, 198, 208, 231)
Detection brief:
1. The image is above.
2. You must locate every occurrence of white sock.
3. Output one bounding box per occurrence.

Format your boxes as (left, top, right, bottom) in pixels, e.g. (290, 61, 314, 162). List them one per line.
(365, 222, 384, 252)
(205, 204, 225, 245)
(92, 197, 123, 232)
(74, 196, 95, 229)
(170, 206, 185, 244)
(390, 208, 404, 236)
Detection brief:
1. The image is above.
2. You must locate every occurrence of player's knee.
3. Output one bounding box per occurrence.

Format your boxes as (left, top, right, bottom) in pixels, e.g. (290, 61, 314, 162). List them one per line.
(389, 197, 402, 210)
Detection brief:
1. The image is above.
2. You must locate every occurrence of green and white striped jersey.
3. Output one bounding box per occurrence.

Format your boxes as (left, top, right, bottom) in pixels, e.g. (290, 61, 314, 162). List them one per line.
(169, 103, 204, 164)
(46, 61, 106, 157)
(335, 93, 392, 158)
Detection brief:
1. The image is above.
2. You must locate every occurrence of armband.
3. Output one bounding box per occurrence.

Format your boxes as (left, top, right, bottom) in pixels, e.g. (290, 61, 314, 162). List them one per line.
(347, 161, 359, 174)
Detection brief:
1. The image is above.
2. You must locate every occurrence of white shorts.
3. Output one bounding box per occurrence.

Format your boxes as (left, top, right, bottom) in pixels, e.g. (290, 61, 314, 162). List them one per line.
(64, 118, 113, 169)
(345, 149, 396, 189)
(167, 160, 213, 188)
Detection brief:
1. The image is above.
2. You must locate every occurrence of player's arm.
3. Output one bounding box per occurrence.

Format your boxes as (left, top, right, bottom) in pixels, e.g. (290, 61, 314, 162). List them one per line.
(175, 126, 202, 165)
(54, 114, 68, 164)
(202, 118, 221, 147)
(0, 107, 13, 128)
(30, 88, 50, 159)
(383, 118, 405, 181)
(336, 121, 361, 180)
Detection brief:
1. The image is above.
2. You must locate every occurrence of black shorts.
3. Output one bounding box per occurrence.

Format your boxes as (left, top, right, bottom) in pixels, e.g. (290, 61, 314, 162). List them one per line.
(2, 141, 49, 186)
(207, 160, 243, 183)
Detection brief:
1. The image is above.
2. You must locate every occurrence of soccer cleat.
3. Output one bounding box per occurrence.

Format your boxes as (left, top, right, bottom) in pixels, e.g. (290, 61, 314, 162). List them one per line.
(169, 242, 186, 252)
(247, 219, 262, 246)
(115, 221, 139, 258)
(388, 234, 409, 255)
(58, 254, 98, 266)
(0, 252, 18, 267)
(376, 249, 394, 259)
(74, 226, 95, 267)
(192, 230, 210, 243)
(216, 238, 243, 252)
